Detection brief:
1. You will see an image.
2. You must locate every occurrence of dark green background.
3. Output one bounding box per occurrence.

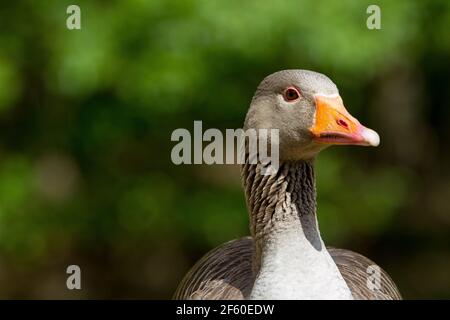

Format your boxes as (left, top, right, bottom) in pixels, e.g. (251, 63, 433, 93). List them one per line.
(0, 0, 449, 298)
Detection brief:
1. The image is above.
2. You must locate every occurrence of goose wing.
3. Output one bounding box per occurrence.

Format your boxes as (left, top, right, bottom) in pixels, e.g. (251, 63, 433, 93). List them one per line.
(329, 247, 402, 300)
(173, 237, 253, 300)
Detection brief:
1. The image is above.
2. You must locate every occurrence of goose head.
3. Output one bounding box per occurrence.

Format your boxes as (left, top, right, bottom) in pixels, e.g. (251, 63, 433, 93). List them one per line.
(244, 70, 380, 160)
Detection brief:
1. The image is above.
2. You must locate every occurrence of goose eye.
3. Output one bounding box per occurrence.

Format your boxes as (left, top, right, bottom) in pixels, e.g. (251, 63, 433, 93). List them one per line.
(284, 87, 300, 102)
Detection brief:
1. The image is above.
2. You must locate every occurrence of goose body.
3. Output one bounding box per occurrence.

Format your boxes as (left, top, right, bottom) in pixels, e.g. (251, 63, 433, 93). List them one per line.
(174, 237, 401, 300)
(174, 70, 401, 300)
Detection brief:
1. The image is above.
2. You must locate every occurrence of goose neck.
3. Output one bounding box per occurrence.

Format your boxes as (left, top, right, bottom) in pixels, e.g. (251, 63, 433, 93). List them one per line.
(242, 160, 319, 253)
(241, 160, 353, 299)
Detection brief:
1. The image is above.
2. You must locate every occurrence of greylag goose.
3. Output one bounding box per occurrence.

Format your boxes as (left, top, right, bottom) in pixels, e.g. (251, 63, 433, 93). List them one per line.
(174, 70, 401, 300)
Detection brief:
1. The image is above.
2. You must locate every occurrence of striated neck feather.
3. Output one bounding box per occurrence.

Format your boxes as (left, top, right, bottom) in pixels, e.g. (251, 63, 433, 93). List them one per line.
(241, 160, 353, 300)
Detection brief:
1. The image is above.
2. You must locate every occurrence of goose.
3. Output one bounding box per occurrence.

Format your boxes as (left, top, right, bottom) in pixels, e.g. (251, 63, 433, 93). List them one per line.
(174, 70, 401, 300)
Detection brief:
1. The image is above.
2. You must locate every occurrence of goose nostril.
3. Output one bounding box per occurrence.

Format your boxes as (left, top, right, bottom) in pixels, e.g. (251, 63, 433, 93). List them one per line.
(337, 119, 349, 129)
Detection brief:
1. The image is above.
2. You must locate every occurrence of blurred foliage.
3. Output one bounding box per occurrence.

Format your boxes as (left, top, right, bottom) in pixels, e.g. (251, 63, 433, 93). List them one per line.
(0, 0, 449, 298)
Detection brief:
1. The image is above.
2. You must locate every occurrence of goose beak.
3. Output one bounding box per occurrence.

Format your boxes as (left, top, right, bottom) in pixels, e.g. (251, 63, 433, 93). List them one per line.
(309, 95, 380, 147)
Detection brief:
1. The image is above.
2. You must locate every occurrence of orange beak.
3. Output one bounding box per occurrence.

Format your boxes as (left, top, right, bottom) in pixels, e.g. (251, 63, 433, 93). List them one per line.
(309, 95, 380, 147)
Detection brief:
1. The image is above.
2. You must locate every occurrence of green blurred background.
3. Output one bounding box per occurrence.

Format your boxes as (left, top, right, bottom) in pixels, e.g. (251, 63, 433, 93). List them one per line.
(0, 0, 449, 299)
